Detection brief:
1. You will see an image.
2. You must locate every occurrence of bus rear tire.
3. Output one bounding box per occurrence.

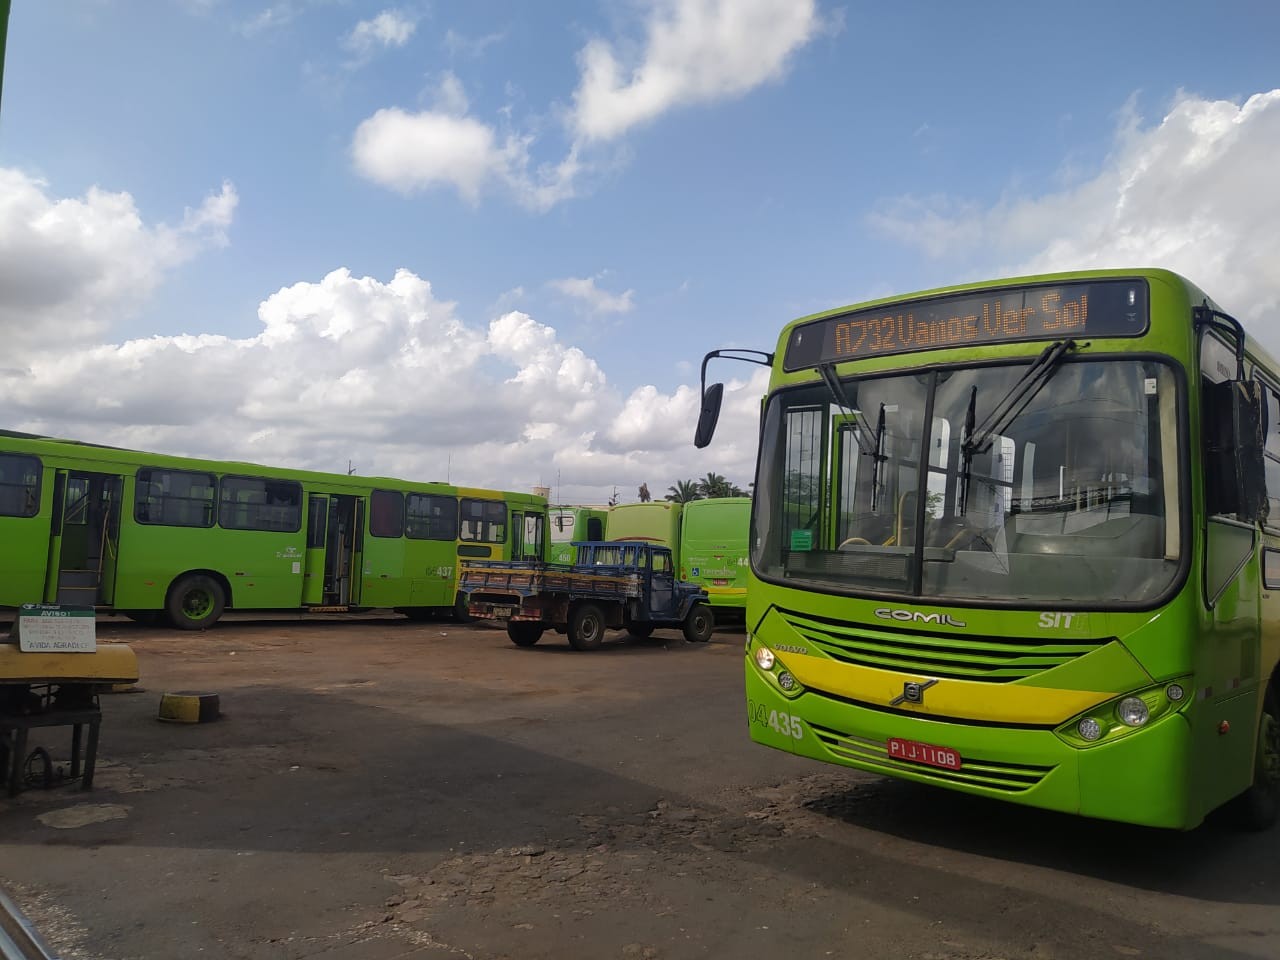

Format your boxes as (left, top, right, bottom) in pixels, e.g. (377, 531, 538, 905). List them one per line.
(1229, 685, 1279, 831)
(507, 622, 544, 647)
(626, 624, 655, 640)
(569, 603, 606, 651)
(453, 594, 473, 623)
(682, 604, 714, 643)
(166, 574, 225, 630)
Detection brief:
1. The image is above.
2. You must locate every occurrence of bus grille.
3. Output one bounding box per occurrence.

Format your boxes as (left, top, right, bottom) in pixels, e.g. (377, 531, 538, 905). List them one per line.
(778, 607, 1108, 682)
(810, 722, 1054, 793)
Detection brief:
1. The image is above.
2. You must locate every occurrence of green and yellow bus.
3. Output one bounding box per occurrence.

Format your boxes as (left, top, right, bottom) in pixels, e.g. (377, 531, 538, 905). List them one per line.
(679, 497, 751, 618)
(605, 501, 682, 550)
(0, 431, 547, 629)
(548, 505, 609, 565)
(695, 268, 1280, 830)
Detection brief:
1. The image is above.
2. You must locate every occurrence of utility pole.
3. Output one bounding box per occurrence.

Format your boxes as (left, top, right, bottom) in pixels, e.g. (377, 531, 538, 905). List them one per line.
(1, 1, 12, 116)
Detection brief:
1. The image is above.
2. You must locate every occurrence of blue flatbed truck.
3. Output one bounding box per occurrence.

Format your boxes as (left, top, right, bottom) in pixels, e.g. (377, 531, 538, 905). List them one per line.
(460, 541, 714, 650)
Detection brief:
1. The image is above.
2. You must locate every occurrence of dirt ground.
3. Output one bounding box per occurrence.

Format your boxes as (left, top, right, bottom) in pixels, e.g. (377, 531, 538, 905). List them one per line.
(1, 614, 1278, 960)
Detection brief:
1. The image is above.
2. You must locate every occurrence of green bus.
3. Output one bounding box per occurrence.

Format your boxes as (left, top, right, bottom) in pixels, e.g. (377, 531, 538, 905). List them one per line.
(695, 268, 1280, 830)
(548, 505, 609, 565)
(679, 497, 751, 618)
(0, 431, 547, 629)
(606, 501, 683, 551)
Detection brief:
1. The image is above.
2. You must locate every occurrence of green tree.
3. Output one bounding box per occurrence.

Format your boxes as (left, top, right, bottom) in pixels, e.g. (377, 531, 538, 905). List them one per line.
(698, 472, 731, 499)
(665, 479, 702, 503)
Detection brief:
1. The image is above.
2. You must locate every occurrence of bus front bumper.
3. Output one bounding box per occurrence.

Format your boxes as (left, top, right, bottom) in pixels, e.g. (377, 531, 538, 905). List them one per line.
(745, 660, 1196, 829)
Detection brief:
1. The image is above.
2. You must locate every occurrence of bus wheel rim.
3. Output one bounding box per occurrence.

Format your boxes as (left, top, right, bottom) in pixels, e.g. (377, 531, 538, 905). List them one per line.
(184, 589, 213, 619)
(1263, 711, 1280, 792)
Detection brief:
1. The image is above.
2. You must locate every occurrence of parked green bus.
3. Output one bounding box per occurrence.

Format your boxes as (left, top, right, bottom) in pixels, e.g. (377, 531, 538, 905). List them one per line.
(695, 268, 1280, 830)
(606, 501, 682, 551)
(548, 505, 609, 564)
(679, 497, 750, 617)
(0, 431, 547, 629)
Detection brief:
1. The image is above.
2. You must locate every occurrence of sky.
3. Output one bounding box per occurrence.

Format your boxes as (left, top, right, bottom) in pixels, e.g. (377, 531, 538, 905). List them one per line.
(1, 0, 1278, 506)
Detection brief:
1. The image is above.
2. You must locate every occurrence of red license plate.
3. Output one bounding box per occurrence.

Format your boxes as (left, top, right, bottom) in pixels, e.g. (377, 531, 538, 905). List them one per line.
(712, 578, 729, 586)
(886, 737, 962, 771)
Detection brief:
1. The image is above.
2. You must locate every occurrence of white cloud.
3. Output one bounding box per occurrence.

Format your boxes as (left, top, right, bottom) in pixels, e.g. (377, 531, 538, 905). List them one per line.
(432, 71, 470, 116)
(345, 9, 417, 60)
(238, 2, 300, 37)
(351, 107, 581, 212)
(352, 0, 825, 211)
(549, 275, 636, 315)
(1, 265, 758, 504)
(870, 89, 1280, 348)
(0, 169, 237, 347)
(352, 109, 508, 204)
(570, 0, 823, 143)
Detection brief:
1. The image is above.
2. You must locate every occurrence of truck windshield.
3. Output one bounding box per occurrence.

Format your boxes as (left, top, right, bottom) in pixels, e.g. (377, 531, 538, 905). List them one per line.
(752, 358, 1182, 606)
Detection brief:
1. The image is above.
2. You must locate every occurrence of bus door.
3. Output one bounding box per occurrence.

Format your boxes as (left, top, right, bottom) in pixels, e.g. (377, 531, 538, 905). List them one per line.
(302, 494, 328, 605)
(323, 495, 362, 606)
(45, 470, 123, 606)
(511, 510, 546, 562)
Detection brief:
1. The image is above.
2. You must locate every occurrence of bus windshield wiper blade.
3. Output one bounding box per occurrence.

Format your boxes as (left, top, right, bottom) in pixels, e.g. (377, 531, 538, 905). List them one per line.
(818, 362, 877, 457)
(959, 339, 1076, 515)
(963, 339, 1076, 457)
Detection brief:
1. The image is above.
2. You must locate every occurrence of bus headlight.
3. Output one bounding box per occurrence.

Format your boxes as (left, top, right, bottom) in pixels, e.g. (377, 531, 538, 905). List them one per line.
(1077, 717, 1103, 741)
(777, 671, 797, 691)
(1056, 677, 1190, 748)
(1116, 697, 1149, 727)
(754, 646, 776, 671)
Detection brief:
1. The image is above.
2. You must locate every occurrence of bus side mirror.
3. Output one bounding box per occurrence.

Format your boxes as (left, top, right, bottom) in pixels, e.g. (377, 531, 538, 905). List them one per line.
(1205, 380, 1267, 523)
(694, 382, 724, 449)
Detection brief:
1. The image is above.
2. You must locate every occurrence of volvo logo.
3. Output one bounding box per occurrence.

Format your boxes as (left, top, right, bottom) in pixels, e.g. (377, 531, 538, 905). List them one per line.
(874, 607, 966, 627)
(890, 678, 938, 706)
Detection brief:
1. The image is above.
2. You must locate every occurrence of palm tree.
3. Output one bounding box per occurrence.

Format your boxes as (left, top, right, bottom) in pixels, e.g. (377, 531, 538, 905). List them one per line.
(698, 472, 731, 499)
(665, 479, 702, 503)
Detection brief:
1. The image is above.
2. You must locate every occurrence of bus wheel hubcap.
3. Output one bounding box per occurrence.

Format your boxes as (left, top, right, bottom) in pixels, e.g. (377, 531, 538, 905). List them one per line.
(1263, 712, 1280, 792)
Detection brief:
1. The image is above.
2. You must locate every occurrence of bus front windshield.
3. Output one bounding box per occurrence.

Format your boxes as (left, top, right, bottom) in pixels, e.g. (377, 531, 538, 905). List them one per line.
(753, 358, 1182, 607)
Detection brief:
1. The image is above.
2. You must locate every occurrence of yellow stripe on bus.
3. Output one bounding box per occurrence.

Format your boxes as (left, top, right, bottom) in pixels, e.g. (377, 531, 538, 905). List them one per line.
(780, 654, 1111, 725)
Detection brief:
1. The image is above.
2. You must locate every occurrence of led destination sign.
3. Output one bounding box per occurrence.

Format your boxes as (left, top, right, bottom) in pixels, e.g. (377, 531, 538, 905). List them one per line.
(783, 280, 1148, 371)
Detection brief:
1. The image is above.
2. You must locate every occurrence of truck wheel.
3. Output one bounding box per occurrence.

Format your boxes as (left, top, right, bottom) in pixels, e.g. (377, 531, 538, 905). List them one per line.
(682, 603, 714, 643)
(507, 622, 544, 647)
(166, 574, 225, 630)
(453, 593, 473, 623)
(626, 624, 655, 640)
(1229, 685, 1279, 831)
(569, 603, 607, 651)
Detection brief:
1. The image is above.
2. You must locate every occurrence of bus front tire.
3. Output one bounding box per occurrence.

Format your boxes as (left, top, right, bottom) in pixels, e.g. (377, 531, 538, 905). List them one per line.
(507, 622, 544, 647)
(1229, 686, 1279, 831)
(569, 603, 606, 651)
(626, 624, 655, 640)
(166, 575, 225, 631)
(682, 604, 714, 643)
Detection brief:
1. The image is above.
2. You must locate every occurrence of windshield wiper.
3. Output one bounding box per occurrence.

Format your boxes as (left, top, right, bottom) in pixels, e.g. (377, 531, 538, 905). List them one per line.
(959, 339, 1077, 514)
(817, 363, 888, 512)
(818, 363, 877, 456)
